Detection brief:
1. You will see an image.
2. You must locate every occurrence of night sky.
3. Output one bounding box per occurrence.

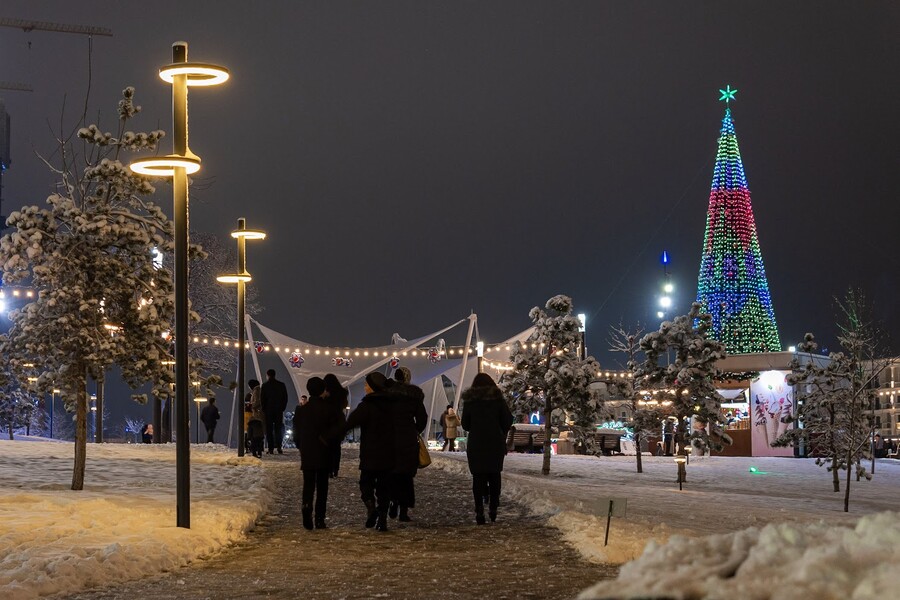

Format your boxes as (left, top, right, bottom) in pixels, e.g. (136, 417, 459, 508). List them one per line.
(1, 1, 898, 419)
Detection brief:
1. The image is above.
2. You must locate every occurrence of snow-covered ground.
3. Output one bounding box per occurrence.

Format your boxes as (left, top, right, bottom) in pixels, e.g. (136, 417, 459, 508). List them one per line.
(0, 440, 271, 600)
(433, 452, 900, 598)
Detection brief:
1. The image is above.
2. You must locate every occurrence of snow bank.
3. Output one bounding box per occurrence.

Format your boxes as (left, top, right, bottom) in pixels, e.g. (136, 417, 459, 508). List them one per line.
(0, 440, 271, 600)
(579, 511, 900, 600)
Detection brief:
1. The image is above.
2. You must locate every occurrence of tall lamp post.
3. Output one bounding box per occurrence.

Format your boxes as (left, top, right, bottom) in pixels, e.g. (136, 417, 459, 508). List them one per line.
(217, 218, 265, 457)
(50, 389, 60, 439)
(129, 42, 229, 529)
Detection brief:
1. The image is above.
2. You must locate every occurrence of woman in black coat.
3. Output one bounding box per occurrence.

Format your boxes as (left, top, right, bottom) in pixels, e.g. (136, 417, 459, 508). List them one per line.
(344, 372, 396, 531)
(461, 373, 514, 524)
(386, 367, 427, 522)
(323, 373, 349, 478)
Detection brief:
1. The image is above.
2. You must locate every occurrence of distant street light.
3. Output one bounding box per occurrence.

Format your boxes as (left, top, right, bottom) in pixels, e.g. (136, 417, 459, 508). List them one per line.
(217, 218, 266, 457)
(129, 41, 229, 530)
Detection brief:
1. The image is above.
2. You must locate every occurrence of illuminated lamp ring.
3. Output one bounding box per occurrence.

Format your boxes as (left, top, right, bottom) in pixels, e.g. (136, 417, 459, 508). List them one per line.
(130, 155, 201, 177)
(159, 63, 230, 87)
(231, 229, 267, 240)
(216, 272, 252, 284)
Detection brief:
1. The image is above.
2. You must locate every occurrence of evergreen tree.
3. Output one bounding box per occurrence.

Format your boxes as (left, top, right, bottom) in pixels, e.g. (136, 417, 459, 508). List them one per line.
(635, 303, 729, 457)
(500, 295, 602, 475)
(775, 291, 889, 511)
(0, 88, 175, 489)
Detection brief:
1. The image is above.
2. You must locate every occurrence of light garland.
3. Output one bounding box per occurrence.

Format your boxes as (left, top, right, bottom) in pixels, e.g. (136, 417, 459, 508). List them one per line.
(696, 88, 781, 354)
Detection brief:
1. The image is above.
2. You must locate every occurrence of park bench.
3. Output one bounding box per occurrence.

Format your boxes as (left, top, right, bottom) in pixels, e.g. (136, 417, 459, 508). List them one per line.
(506, 427, 536, 452)
(593, 430, 624, 456)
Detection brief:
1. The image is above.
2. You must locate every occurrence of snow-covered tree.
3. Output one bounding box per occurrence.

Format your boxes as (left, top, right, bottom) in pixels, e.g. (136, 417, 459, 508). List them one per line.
(634, 303, 729, 456)
(499, 295, 602, 475)
(608, 323, 662, 473)
(0, 88, 175, 490)
(774, 291, 889, 512)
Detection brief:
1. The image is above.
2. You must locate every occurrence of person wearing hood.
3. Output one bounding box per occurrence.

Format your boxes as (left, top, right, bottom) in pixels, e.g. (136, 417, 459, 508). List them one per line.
(293, 377, 345, 530)
(323, 373, 350, 478)
(386, 367, 427, 522)
(343, 371, 395, 532)
(461, 373, 514, 525)
(246, 379, 265, 458)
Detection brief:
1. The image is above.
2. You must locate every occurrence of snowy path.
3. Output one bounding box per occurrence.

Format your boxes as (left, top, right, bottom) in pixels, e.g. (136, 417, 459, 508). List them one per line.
(62, 449, 618, 600)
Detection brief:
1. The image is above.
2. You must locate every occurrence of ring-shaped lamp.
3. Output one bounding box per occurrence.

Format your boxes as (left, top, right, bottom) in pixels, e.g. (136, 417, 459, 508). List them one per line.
(216, 272, 252, 284)
(231, 229, 267, 240)
(159, 63, 230, 87)
(130, 155, 201, 177)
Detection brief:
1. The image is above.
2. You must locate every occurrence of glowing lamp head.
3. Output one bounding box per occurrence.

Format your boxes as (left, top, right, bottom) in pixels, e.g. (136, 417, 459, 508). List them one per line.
(159, 63, 229, 87)
(674, 455, 687, 464)
(659, 296, 672, 309)
(231, 229, 266, 240)
(129, 155, 201, 178)
(663, 283, 674, 294)
(217, 272, 252, 284)
(476, 341, 484, 358)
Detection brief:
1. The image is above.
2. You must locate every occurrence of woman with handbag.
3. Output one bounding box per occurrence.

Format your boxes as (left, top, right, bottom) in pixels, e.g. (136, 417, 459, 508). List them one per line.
(461, 373, 514, 525)
(386, 367, 427, 522)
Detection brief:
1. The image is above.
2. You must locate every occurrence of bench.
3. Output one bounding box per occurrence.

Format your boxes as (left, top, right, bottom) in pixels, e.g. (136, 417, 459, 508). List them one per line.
(506, 427, 549, 453)
(593, 431, 624, 456)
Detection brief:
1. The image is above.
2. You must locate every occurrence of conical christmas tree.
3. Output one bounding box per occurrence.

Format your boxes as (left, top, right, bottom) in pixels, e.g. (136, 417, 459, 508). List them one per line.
(696, 86, 780, 354)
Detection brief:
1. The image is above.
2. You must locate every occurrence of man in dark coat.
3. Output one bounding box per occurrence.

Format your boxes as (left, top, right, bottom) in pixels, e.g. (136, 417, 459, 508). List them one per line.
(386, 367, 427, 522)
(461, 373, 514, 524)
(343, 372, 396, 532)
(261, 368, 289, 454)
(293, 377, 345, 530)
(200, 397, 220, 443)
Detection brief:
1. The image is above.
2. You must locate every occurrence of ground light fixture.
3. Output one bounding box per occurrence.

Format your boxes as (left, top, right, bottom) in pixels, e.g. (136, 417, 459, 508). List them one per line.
(216, 218, 266, 457)
(128, 41, 228, 530)
(674, 454, 687, 491)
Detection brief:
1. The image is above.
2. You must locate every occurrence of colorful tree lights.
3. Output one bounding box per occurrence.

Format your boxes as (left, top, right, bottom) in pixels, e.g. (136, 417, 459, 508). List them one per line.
(696, 88, 781, 354)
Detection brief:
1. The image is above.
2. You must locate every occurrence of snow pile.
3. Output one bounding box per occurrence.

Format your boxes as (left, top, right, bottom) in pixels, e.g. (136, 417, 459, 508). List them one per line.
(0, 440, 271, 600)
(579, 511, 900, 600)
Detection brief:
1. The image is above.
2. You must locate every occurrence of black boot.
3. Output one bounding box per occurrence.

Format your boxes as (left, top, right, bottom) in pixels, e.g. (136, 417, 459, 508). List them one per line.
(489, 508, 497, 523)
(364, 499, 378, 529)
(398, 506, 411, 522)
(389, 502, 399, 519)
(475, 508, 486, 525)
(302, 505, 314, 531)
(376, 511, 389, 532)
(315, 516, 327, 529)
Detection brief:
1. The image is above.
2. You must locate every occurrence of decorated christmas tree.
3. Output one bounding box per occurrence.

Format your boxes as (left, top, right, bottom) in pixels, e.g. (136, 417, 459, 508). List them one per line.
(696, 86, 781, 354)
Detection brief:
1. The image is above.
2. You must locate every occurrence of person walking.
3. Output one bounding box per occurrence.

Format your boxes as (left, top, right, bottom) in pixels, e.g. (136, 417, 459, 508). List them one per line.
(443, 405, 461, 452)
(387, 367, 427, 522)
(293, 377, 345, 530)
(200, 397, 220, 443)
(461, 373, 514, 525)
(343, 372, 395, 532)
(261, 368, 289, 454)
(323, 374, 349, 478)
(247, 379, 265, 458)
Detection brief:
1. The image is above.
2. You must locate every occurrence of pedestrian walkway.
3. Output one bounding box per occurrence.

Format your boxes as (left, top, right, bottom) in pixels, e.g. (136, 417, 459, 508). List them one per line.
(65, 449, 617, 599)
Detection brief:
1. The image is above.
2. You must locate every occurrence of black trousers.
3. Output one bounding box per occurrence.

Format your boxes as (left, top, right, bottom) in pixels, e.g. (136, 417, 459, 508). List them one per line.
(472, 472, 501, 511)
(302, 468, 331, 518)
(359, 469, 391, 513)
(205, 426, 216, 443)
(390, 472, 416, 508)
(331, 443, 342, 476)
(265, 415, 284, 451)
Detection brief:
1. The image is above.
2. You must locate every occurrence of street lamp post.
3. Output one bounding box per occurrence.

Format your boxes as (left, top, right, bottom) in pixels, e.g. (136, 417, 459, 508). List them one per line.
(129, 42, 229, 529)
(49, 389, 60, 439)
(194, 394, 205, 444)
(476, 341, 484, 374)
(217, 218, 265, 457)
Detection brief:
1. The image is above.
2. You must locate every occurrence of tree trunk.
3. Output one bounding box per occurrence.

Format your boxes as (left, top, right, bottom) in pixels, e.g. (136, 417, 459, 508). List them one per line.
(844, 449, 852, 512)
(72, 376, 87, 491)
(541, 395, 552, 476)
(8, 420, 13, 440)
(635, 431, 643, 473)
(830, 409, 840, 492)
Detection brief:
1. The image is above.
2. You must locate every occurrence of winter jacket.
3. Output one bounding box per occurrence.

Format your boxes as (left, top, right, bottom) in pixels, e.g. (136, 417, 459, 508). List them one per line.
(260, 377, 289, 418)
(344, 392, 396, 471)
(443, 412, 461, 439)
(293, 395, 345, 471)
(387, 381, 428, 475)
(200, 404, 220, 429)
(461, 385, 514, 474)
(248, 387, 264, 423)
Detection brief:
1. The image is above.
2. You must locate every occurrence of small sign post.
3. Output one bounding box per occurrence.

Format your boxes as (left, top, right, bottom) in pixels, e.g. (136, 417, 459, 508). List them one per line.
(600, 497, 627, 546)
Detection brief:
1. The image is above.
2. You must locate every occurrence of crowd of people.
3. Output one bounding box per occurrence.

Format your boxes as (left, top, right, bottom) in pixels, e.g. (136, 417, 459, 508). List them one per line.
(257, 366, 514, 532)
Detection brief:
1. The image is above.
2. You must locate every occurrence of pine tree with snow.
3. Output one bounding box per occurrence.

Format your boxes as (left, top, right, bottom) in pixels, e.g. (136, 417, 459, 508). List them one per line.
(0, 88, 176, 489)
(635, 303, 730, 458)
(774, 291, 888, 512)
(499, 295, 602, 475)
(608, 323, 662, 473)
